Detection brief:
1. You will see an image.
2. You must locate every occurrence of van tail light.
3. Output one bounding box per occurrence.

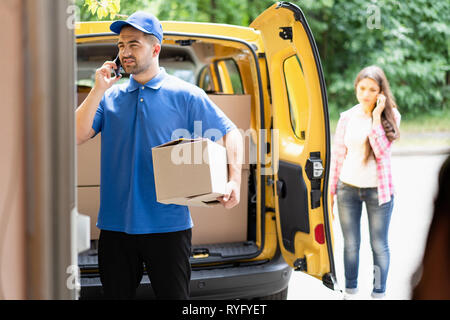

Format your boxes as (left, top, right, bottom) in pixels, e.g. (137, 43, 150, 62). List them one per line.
(315, 224, 325, 244)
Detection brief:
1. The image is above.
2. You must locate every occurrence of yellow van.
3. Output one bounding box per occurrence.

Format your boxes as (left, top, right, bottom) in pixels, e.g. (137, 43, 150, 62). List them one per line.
(76, 2, 336, 299)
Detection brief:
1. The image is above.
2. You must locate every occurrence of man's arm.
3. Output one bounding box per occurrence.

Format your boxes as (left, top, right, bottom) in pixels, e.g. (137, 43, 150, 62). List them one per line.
(217, 128, 243, 209)
(76, 60, 121, 145)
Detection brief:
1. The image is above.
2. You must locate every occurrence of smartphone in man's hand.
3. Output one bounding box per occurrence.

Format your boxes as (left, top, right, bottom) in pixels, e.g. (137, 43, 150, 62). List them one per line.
(113, 54, 123, 77)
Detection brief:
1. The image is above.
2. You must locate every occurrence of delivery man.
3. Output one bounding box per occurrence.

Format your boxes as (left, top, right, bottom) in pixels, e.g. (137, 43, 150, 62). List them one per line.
(76, 11, 243, 299)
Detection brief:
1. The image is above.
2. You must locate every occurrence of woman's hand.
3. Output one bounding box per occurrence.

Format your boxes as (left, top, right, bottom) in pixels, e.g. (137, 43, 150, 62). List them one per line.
(372, 93, 386, 118)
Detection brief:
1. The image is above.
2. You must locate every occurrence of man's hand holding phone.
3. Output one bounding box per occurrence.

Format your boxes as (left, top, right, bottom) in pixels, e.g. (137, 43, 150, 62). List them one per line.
(94, 59, 122, 92)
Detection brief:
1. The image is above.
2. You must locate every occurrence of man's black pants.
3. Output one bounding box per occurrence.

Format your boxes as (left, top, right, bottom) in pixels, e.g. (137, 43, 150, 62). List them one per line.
(98, 228, 192, 299)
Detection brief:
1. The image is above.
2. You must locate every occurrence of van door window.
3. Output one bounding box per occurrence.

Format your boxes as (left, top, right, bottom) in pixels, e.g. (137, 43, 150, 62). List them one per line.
(283, 55, 309, 140)
(222, 59, 244, 94)
(198, 66, 215, 92)
(213, 59, 244, 94)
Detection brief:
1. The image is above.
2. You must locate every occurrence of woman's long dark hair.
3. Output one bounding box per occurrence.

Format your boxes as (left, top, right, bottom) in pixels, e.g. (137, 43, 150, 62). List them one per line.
(354, 66, 400, 163)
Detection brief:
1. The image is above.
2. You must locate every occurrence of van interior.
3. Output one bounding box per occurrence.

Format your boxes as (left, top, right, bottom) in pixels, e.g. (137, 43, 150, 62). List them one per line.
(76, 37, 264, 276)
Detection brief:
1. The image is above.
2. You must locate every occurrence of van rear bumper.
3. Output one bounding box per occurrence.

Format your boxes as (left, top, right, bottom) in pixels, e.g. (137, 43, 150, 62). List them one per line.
(79, 254, 292, 300)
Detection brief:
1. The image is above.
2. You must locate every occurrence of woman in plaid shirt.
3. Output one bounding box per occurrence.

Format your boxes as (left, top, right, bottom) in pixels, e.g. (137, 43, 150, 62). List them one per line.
(329, 66, 401, 299)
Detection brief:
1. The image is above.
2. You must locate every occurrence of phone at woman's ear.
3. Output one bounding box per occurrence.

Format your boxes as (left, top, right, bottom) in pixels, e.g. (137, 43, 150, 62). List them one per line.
(376, 91, 385, 106)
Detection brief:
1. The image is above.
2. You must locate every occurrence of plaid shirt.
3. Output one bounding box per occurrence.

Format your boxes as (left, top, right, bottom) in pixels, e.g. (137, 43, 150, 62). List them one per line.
(329, 105, 401, 205)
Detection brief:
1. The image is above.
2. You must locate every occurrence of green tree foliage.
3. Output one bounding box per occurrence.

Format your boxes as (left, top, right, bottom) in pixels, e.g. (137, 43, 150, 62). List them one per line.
(156, 0, 277, 26)
(79, 0, 121, 19)
(76, 0, 157, 21)
(297, 0, 449, 118)
(77, 0, 449, 118)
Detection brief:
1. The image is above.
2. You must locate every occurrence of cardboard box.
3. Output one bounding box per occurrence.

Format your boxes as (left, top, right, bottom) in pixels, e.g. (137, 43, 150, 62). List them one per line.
(77, 91, 101, 240)
(77, 134, 101, 186)
(152, 138, 228, 207)
(190, 169, 249, 245)
(208, 94, 253, 169)
(77, 186, 101, 240)
(207, 94, 251, 133)
(77, 91, 101, 186)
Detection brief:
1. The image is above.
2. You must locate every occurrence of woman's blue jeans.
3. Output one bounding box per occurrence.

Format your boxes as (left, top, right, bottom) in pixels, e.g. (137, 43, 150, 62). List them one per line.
(337, 180, 394, 294)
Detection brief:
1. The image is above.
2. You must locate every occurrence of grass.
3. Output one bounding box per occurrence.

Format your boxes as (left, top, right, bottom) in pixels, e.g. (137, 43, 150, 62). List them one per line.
(399, 109, 450, 133)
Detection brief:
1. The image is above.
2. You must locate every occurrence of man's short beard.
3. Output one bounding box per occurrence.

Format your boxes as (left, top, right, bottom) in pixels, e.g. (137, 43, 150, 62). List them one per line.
(126, 60, 152, 75)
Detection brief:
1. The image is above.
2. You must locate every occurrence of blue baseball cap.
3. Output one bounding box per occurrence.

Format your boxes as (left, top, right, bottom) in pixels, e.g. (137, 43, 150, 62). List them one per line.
(110, 11, 163, 43)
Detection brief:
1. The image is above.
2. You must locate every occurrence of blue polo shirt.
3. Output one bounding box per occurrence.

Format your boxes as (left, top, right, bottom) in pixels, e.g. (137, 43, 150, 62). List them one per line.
(92, 67, 236, 234)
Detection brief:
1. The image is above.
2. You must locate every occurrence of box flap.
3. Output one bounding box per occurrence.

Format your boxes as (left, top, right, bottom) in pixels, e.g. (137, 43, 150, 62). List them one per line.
(152, 138, 202, 149)
(157, 192, 223, 208)
(187, 192, 223, 207)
